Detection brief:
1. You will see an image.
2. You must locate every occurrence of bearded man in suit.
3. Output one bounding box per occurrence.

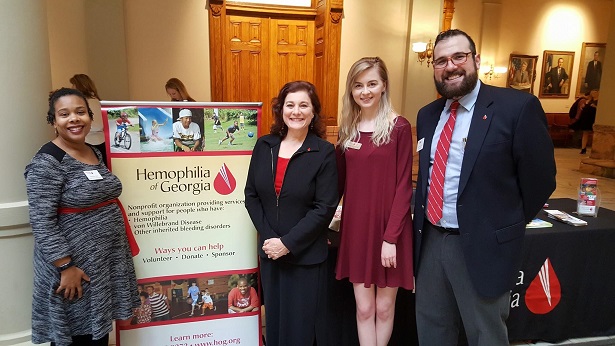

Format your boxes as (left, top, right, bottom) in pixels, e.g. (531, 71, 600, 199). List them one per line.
(413, 29, 556, 346)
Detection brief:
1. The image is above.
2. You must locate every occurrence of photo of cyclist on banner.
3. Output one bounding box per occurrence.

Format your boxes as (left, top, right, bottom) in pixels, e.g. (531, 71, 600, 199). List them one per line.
(107, 108, 140, 153)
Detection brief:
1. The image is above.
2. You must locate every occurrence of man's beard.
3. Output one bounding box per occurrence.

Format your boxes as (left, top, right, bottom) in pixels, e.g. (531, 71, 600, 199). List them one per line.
(434, 68, 479, 99)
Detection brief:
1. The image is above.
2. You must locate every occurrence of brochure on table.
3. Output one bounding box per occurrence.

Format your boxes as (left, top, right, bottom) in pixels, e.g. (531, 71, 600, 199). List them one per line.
(526, 218, 553, 228)
(577, 177, 600, 217)
(544, 209, 588, 226)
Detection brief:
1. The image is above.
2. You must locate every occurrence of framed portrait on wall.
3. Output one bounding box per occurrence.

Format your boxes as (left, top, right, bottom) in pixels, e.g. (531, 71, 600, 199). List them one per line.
(506, 54, 538, 94)
(539, 50, 575, 99)
(575, 42, 606, 97)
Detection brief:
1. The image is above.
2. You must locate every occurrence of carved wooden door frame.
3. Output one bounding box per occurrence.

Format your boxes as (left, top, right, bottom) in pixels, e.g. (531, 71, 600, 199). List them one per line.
(208, 0, 343, 135)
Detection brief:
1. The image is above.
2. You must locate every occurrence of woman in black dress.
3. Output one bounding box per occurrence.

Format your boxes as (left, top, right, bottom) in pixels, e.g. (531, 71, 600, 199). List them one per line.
(244, 81, 338, 346)
(570, 89, 599, 154)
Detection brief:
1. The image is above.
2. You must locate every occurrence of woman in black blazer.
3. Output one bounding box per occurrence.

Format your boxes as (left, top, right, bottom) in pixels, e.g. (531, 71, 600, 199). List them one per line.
(245, 81, 338, 346)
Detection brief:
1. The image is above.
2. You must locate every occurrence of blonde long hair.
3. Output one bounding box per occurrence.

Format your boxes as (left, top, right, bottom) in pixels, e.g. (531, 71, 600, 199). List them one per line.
(338, 57, 395, 151)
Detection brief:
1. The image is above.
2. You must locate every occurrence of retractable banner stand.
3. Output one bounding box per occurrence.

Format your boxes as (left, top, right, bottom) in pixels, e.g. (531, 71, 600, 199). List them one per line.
(100, 101, 262, 346)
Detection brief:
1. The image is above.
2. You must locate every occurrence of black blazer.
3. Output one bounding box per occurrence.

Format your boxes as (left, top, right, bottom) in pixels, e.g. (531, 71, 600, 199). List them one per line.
(413, 83, 556, 298)
(585, 60, 602, 91)
(545, 67, 568, 94)
(245, 133, 338, 265)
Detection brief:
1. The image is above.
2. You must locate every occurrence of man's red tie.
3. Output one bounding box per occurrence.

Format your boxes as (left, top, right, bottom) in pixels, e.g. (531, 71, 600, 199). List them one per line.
(427, 101, 460, 225)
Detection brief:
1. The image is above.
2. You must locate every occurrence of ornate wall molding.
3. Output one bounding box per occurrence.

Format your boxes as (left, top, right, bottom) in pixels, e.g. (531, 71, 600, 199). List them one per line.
(209, 0, 224, 17)
(442, 0, 455, 31)
(330, 11, 342, 24)
(210, 4, 223, 16)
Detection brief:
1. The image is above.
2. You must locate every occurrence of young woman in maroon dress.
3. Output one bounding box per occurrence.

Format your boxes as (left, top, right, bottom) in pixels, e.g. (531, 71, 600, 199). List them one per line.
(336, 57, 414, 345)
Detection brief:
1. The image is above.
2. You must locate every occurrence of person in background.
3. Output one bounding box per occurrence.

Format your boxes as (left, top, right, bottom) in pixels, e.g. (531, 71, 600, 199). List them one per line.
(219, 120, 240, 146)
(569, 91, 590, 121)
(570, 89, 599, 155)
(70, 74, 106, 164)
(149, 119, 168, 142)
(245, 80, 338, 345)
(187, 281, 200, 317)
(544, 58, 569, 94)
(239, 113, 246, 130)
(227, 277, 260, 313)
(165, 78, 205, 139)
(335, 57, 414, 346)
(25, 88, 139, 345)
(413, 29, 556, 345)
(133, 292, 152, 324)
(165, 77, 196, 102)
(212, 108, 223, 133)
(200, 289, 215, 314)
(173, 109, 201, 151)
(583, 51, 602, 92)
(568, 91, 590, 151)
(512, 61, 530, 86)
(114, 111, 132, 146)
(147, 286, 170, 321)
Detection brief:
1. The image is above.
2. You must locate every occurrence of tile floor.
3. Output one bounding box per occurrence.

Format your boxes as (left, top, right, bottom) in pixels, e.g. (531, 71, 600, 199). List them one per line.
(551, 148, 615, 210)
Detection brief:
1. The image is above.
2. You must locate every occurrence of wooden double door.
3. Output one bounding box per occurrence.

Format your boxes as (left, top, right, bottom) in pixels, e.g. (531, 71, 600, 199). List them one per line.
(208, 0, 343, 135)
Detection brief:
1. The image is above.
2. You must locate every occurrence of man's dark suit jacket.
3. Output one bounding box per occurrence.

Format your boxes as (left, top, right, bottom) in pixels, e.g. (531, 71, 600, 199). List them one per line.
(545, 67, 568, 94)
(413, 83, 556, 298)
(585, 60, 602, 91)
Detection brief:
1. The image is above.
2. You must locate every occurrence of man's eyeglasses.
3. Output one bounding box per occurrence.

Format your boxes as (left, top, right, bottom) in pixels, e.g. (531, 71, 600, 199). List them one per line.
(432, 52, 473, 69)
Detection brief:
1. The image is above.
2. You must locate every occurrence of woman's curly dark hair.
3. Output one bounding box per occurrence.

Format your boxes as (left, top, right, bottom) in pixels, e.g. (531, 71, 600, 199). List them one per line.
(270, 81, 326, 139)
(47, 88, 94, 125)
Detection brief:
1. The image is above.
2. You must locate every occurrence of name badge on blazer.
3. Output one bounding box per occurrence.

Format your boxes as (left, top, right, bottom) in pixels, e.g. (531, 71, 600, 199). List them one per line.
(417, 138, 425, 152)
(347, 141, 362, 150)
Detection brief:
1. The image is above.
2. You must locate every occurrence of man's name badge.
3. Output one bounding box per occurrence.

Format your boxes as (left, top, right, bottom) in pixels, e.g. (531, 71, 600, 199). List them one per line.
(347, 141, 362, 150)
(84, 170, 103, 180)
(417, 138, 425, 152)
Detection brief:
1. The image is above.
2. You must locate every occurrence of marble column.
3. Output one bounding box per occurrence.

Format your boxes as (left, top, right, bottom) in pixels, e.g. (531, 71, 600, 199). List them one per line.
(0, 0, 52, 345)
(580, 1, 615, 178)
(580, 124, 615, 178)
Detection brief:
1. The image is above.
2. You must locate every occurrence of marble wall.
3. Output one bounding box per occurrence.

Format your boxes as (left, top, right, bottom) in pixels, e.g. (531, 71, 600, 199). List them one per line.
(580, 124, 615, 178)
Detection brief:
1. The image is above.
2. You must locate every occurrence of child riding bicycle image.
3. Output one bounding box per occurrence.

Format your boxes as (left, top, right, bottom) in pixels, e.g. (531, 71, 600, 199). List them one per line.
(114, 112, 134, 148)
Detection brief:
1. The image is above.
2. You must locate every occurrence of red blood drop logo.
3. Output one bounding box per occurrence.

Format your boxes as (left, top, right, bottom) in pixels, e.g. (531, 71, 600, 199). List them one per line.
(525, 258, 561, 314)
(214, 163, 236, 195)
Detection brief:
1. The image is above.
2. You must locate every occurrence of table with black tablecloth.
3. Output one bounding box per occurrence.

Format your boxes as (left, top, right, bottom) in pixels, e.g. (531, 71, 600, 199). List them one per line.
(507, 198, 615, 342)
(326, 198, 615, 345)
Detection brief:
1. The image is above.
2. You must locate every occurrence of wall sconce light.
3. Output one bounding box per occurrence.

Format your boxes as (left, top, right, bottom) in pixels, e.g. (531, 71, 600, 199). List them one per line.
(484, 65, 496, 80)
(483, 65, 507, 80)
(412, 39, 433, 67)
